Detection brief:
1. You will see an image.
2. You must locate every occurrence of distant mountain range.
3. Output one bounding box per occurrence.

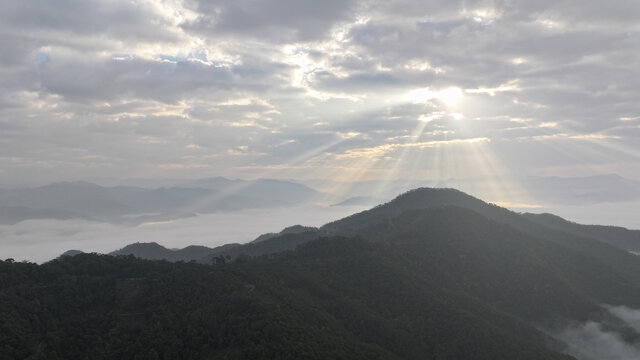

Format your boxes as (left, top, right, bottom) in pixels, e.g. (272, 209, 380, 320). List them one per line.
(2, 174, 639, 226)
(330, 196, 386, 207)
(0, 177, 319, 225)
(304, 174, 640, 206)
(13, 186, 640, 358)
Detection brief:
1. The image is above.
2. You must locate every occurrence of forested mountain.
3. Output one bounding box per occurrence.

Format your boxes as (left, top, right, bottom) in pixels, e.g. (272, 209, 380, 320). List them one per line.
(2, 241, 574, 359)
(250, 225, 318, 243)
(109, 242, 241, 262)
(522, 212, 640, 252)
(6, 187, 640, 359)
(105, 225, 322, 263)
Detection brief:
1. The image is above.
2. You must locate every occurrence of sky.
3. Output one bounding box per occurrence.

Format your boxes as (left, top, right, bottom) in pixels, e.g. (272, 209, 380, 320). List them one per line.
(1, 0, 639, 199)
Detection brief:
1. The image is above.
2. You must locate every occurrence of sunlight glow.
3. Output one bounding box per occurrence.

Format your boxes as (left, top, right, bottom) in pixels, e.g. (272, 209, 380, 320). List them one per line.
(407, 87, 464, 106)
(465, 80, 519, 96)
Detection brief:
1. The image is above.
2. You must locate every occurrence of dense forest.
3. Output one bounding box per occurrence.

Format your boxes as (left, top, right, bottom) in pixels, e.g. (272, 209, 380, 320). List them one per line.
(1, 241, 573, 359)
(3, 188, 640, 359)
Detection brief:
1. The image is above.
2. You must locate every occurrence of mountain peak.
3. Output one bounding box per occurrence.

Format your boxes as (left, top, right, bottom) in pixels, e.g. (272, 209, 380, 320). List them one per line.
(390, 187, 475, 204)
(111, 242, 170, 258)
(321, 187, 505, 235)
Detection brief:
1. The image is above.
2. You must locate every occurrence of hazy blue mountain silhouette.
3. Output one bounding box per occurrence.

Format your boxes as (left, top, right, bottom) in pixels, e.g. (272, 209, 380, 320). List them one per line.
(0, 178, 319, 224)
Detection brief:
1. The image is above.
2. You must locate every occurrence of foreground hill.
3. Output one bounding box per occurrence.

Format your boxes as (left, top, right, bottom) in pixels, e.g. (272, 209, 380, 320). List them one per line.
(2, 241, 573, 359)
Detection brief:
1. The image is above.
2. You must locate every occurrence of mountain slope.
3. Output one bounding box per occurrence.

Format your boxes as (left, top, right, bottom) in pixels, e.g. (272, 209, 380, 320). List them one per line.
(1, 242, 575, 359)
(522, 212, 640, 251)
(250, 224, 318, 243)
(199, 188, 640, 325)
(347, 206, 640, 323)
(109, 242, 240, 262)
(322, 188, 640, 292)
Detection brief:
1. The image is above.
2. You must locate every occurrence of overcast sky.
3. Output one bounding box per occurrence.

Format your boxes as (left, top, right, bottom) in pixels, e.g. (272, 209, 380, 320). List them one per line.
(1, 0, 639, 190)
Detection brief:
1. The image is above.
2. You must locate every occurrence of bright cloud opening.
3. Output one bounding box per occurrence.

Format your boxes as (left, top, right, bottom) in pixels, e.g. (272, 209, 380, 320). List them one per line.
(406, 87, 464, 106)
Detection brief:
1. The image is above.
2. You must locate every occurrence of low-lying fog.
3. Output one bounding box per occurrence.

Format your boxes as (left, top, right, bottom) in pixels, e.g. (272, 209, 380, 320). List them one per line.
(0, 205, 369, 263)
(554, 306, 640, 360)
(4, 200, 640, 264)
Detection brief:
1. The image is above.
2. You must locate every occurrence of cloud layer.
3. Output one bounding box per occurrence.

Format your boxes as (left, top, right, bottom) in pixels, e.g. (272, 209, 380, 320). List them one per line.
(0, 205, 368, 263)
(1, 0, 639, 193)
(555, 305, 640, 360)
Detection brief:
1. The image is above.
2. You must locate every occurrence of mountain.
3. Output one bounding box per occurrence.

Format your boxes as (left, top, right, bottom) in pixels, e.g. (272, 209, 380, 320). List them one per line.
(331, 196, 385, 207)
(251, 224, 318, 243)
(111, 187, 640, 272)
(522, 212, 640, 252)
(322, 188, 640, 291)
(107, 225, 320, 263)
(0, 182, 206, 224)
(59, 249, 84, 257)
(110, 242, 179, 260)
(109, 242, 240, 262)
(106, 187, 640, 333)
(200, 188, 640, 323)
(184, 177, 319, 208)
(111, 188, 640, 325)
(10, 187, 640, 359)
(0, 178, 320, 224)
(2, 241, 575, 359)
(203, 230, 323, 262)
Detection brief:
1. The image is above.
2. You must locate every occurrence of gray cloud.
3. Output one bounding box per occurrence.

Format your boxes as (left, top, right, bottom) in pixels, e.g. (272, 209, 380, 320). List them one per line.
(33, 55, 292, 103)
(0, 0, 638, 190)
(0, 0, 179, 42)
(183, 0, 359, 42)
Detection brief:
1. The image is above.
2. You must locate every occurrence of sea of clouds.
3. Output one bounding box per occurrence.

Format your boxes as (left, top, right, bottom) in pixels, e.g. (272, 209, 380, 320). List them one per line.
(0, 205, 368, 263)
